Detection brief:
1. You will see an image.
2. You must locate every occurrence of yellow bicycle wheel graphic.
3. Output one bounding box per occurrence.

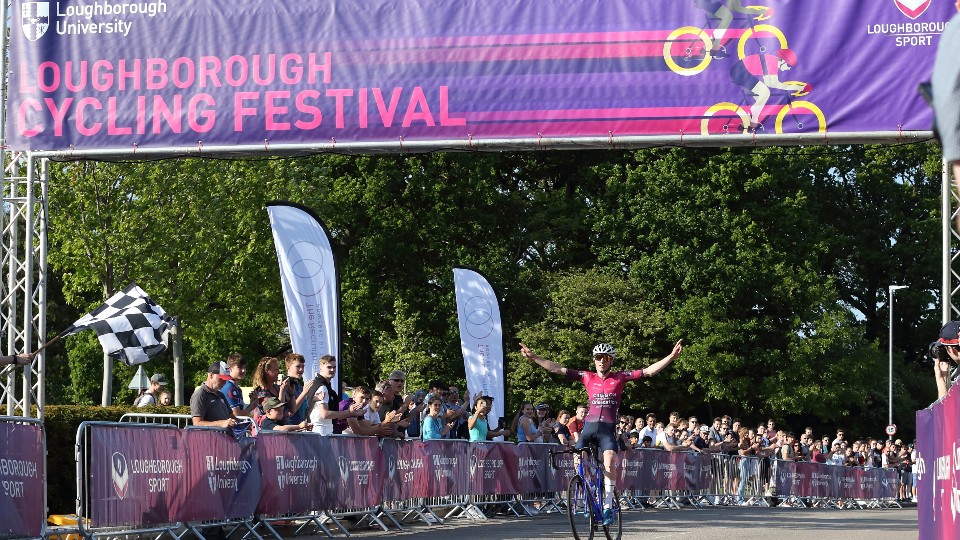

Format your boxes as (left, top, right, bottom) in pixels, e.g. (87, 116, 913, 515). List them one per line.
(737, 24, 788, 60)
(664, 26, 712, 76)
(774, 100, 827, 133)
(701, 102, 751, 135)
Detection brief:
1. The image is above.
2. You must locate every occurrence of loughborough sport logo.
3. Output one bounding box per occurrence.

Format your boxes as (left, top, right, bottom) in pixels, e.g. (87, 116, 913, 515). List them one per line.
(112, 452, 130, 499)
(21, 2, 50, 41)
(894, 0, 931, 19)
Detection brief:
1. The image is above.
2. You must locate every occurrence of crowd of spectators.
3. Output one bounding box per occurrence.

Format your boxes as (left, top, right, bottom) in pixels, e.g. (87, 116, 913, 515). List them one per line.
(170, 352, 920, 505)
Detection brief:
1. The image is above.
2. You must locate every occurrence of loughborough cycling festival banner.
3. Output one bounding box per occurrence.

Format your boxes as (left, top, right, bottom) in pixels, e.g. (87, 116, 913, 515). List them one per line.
(916, 383, 959, 540)
(6, 0, 955, 152)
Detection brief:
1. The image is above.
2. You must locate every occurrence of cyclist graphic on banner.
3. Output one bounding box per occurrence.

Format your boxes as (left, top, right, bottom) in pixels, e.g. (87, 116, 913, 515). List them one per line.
(729, 48, 810, 132)
(695, 0, 769, 59)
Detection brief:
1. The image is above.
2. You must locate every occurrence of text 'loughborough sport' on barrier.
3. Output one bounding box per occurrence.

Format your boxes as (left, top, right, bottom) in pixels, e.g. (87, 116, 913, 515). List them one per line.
(58, 421, 901, 534)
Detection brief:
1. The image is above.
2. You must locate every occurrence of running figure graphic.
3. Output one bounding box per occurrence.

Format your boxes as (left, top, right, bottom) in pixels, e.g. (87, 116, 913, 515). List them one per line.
(520, 340, 682, 526)
(729, 48, 809, 132)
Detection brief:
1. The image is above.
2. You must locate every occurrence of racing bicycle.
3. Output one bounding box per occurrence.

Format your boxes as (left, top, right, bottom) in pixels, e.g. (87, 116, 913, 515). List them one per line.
(663, 6, 787, 76)
(700, 84, 826, 135)
(550, 444, 622, 540)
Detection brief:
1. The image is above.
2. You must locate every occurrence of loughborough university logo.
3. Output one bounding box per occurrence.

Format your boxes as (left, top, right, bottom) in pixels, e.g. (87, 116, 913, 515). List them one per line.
(21, 2, 50, 41)
(112, 452, 130, 499)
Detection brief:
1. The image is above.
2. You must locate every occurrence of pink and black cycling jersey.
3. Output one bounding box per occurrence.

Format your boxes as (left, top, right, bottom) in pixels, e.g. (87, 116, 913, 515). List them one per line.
(566, 369, 645, 423)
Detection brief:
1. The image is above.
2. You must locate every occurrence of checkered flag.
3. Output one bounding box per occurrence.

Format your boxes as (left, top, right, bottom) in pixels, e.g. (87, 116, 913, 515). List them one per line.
(60, 283, 173, 366)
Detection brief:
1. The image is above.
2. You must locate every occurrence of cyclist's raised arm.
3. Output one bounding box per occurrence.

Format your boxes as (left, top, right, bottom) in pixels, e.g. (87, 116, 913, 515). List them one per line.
(642, 340, 683, 377)
(519, 343, 569, 376)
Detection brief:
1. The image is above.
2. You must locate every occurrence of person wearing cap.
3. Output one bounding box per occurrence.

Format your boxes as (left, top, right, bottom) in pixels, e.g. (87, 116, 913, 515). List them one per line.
(135, 373, 168, 407)
(259, 397, 312, 432)
(728, 48, 809, 132)
(934, 321, 960, 398)
(190, 362, 238, 428)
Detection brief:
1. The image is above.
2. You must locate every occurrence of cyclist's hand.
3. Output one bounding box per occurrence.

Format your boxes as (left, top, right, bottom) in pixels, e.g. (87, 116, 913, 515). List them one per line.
(793, 83, 812, 97)
(751, 5, 774, 21)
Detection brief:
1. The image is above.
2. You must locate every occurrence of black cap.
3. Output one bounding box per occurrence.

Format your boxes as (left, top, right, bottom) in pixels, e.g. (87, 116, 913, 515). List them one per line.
(939, 322, 960, 345)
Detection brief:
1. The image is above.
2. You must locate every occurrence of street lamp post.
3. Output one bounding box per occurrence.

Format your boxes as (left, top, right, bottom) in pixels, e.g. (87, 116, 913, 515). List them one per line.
(888, 284, 908, 438)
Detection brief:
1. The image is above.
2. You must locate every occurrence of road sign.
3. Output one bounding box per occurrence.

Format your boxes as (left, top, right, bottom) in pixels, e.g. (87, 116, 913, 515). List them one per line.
(885, 424, 897, 436)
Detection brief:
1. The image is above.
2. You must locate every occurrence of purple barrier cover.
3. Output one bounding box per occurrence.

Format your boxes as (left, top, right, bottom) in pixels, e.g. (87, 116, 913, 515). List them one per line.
(774, 460, 900, 500)
(180, 430, 261, 521)
(514, 443, 556, 493)
(916, 385, 957, 540)
(0, 422, 44, 537)
(421, 440, 471, 497)
(637, 450, 688, 491)
(380, 438, 428, 501)
(88, 424, 185, 527)
(618, 449, 645, 491)
(548, 446, 576, 493)
(323, 436, 384, 509)
(469, 442, 518, 496)
(7, 0, 954, 152)
(255, 432, 325, 516)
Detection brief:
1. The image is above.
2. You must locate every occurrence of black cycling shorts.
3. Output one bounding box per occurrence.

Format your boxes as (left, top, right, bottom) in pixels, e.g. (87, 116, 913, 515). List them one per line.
(576, 421, 618, 453)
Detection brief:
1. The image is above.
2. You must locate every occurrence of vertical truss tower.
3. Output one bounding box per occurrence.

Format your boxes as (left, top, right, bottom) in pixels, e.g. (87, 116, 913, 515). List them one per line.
(1, 0, 47, 419)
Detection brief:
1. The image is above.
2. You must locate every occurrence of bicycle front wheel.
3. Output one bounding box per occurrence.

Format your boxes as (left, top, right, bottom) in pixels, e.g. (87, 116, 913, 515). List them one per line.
(567, 474, 595, 540)
(602, 489, 623, 540)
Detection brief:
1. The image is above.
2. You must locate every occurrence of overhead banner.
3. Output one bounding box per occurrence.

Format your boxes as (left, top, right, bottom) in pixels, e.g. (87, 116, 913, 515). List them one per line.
(6, 0, 952, 153)
(453, 267, 505, 433)
(267, 202, 340, 384)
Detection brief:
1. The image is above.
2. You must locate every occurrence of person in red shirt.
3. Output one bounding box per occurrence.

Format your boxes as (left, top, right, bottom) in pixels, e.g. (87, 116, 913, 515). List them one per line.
(567, 404, 587, 443)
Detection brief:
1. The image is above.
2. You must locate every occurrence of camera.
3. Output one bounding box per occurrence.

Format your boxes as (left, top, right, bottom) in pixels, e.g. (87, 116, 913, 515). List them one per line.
(927, 340, 951, 366)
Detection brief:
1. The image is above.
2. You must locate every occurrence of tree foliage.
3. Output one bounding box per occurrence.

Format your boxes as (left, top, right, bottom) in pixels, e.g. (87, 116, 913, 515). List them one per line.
(44, 144, 943, 439)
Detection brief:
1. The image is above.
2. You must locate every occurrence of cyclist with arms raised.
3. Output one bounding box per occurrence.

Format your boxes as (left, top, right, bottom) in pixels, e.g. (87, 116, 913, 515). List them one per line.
(519, 340, 683, 525)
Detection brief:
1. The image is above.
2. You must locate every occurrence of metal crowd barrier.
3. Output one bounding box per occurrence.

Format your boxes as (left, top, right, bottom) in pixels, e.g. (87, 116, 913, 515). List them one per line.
(75, 421, 184, 540)
(65, 418, 909, 540)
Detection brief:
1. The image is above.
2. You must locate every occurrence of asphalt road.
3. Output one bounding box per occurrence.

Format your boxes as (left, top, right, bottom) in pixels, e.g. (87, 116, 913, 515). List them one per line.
(308, 505, 918, 540)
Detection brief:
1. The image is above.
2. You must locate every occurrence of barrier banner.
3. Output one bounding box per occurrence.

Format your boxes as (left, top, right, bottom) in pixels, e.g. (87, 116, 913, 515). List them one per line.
(380, 438, 419, 501)
(916, 384, 956, 540)
(548, 446, 577, 492)
(774, 460, 900, 500)
(514, 443, 555, 493)
(88, 424, 185, 527)
(469, 442, 518, 495)
(0, 421, 44, 537)
(382, 439, 471, 498)
(255, 432, 326, 516)
(7, 0, 955, 153)
(180, 430, 261, 521)
(682, 451, 713, 491)
(639, 450, 688, 491)
(324, 436, 384, 509)
(421, 440, 471, 497)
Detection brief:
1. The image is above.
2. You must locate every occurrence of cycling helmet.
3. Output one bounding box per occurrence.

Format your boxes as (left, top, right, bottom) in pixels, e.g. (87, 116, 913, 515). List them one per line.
(777, 48, 797, 67)
(592, 343, 615, 358)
